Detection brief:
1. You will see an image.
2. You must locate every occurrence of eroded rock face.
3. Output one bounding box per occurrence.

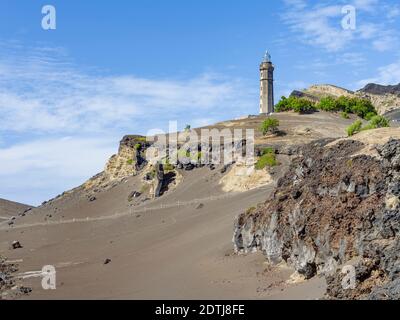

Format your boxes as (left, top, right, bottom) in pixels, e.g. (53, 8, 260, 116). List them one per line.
(154, 163, 165, 198)
(83, 135, 150, 190)
(233, 138, 400, 299)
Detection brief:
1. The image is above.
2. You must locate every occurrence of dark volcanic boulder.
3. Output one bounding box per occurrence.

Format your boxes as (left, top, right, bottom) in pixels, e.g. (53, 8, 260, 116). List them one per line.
(233, 138, 400, 299)
(154, 163, 165, 198)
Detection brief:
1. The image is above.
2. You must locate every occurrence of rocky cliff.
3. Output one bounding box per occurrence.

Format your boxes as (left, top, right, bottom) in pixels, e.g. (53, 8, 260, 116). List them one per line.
(233, 128, 400, 299)
(360, 83, 400, 96)
(84, 135, 149, 190)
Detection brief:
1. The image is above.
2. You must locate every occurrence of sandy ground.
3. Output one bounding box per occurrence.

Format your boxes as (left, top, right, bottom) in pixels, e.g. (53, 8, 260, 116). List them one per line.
(0, 166, 326, 300)
(2, 112, 355, 300)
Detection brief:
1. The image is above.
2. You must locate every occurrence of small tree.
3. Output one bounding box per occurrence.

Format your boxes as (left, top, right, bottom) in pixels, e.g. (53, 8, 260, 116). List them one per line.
(260, 118, 280, 136)
(184, 124, 191, 132)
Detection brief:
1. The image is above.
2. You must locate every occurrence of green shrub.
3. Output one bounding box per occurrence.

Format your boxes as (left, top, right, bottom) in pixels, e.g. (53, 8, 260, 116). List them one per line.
(370, 115, 390, 128)
(318, 97, 339, 112)
(293, 98, 316, 113)
(260, 118, 280, 135)
(347, 115, 390, 136)
(274, 96, 292, 112)
(314, 95, 377, 120)
(127, 159, 134, 165)
(177, 149, 202, 163)
(275, 96, 316, 114)
(255, 152, 277, 170)
(364, 112, 376, 121)
(347, 120, 363, 136)
(362, 115, 390, 131)
(260, 147, 275, 155)
(134, 143, 142, 150)
(177, 148, 190, 160)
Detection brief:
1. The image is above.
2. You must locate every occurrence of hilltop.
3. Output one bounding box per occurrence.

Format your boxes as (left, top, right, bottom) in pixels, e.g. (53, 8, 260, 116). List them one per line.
(0, 199, 32, 220)
(291, 83, 400, 117)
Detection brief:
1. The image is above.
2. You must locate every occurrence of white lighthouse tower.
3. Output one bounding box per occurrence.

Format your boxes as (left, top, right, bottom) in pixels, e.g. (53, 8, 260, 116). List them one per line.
(259, 51, 275, 114)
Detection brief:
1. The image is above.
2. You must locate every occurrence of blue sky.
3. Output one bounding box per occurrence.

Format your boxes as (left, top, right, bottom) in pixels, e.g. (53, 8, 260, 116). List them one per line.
(1, 0, 400, 205)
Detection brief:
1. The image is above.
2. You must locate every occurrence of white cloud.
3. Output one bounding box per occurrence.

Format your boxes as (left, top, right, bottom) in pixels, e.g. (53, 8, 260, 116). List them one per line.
(0, 137, 117, 205)
(0, 43, 255, 135)
(352, 0, 379, 12)
(281, 3, 350, 52)
(357, 60, 400, 87)
(280, 0, 399, 53)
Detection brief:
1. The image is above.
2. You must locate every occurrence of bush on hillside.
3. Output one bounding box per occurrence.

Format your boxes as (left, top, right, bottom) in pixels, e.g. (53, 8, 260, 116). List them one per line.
(347, 120, 363, 136)
(275, 96, 316, 114)
(260, 118, 280, 135)
(255, 148, 277, 170)
(275, 95, 377, 120)
(318, 96, 339, 112)
(362, 115, 390, 131)
(347, 115, 390, 136)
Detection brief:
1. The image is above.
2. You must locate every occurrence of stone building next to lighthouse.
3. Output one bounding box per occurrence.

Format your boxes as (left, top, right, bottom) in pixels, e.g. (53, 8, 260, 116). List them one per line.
(259, 51, 275, 114)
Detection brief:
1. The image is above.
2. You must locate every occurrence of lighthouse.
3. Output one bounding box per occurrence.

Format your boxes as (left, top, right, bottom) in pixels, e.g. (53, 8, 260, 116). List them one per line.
(259, 51, 275, 114)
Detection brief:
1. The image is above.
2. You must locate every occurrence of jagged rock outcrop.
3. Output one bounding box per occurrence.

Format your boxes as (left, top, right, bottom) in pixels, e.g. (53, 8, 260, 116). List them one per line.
(233, 135, 400, 299)
(360, 83, 400, 96)
(84, 135, 150, 190)
(153, 163, 165, 198)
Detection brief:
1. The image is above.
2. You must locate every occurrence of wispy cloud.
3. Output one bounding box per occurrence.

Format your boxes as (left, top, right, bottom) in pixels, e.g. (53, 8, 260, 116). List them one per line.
(280, 0, 399, 53)
(0, 43, 255, 135)
(0, 42, 256, 204)
(352, 0, 379, 12)
(0, 137, 116, 205)
(281, 3, 349, 52)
